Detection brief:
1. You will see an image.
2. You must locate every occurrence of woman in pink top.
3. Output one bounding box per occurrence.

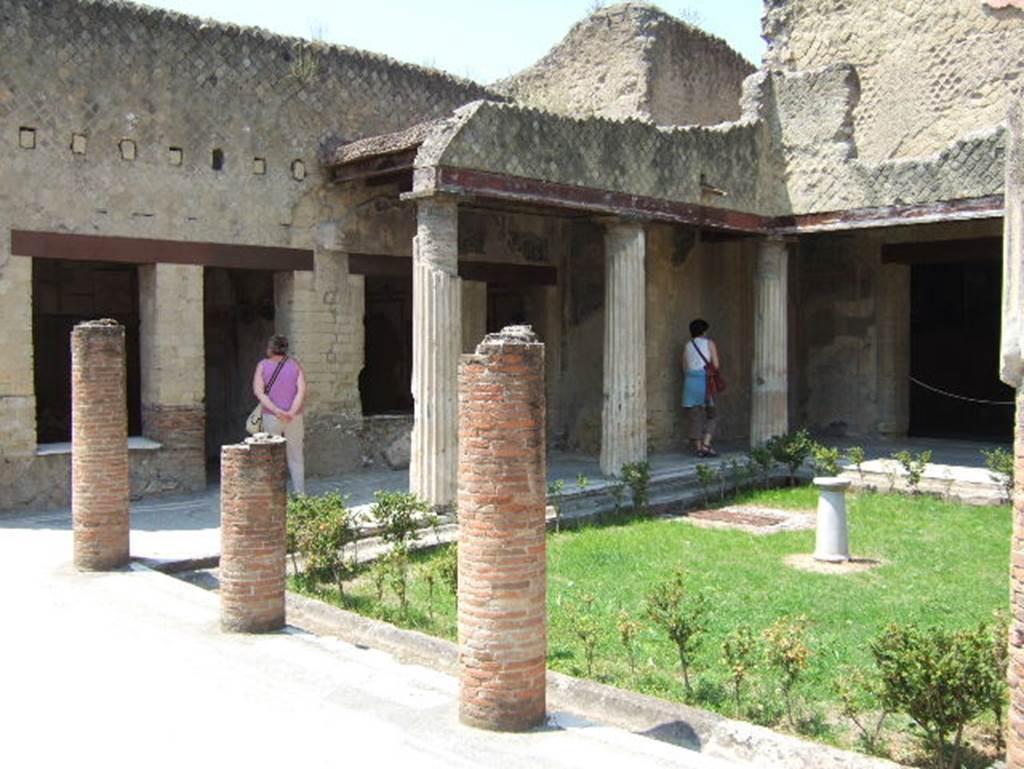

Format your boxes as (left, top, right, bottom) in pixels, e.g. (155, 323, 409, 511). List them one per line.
(252, 334, 307, 494)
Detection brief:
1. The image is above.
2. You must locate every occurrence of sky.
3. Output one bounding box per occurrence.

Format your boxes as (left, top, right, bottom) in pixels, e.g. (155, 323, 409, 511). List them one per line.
(135, 0, 766, 84)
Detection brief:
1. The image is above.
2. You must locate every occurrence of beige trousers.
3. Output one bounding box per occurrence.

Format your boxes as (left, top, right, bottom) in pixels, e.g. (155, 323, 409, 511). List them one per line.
(262, 413, 305, 495)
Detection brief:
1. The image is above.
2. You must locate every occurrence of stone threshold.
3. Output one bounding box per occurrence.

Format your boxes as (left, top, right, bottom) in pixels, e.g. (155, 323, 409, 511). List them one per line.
(36, 436, 163, 456)
(284, 590, 903, 769)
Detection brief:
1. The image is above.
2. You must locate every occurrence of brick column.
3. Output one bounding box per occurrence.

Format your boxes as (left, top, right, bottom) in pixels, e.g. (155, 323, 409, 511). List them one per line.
(72, 319, 130, 571)
(458, 326, 546, 731)
(751, 237, 789, 446)
(1011, 389, 1024, 769)
(601, 220, 647, 476)
(220, 434, 288, 633)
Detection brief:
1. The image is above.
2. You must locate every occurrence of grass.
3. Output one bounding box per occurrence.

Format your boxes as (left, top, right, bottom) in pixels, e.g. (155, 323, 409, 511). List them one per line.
(291, 487, 1011, 756)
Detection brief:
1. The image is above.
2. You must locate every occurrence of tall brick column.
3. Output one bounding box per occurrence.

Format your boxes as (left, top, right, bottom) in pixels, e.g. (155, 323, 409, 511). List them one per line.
(458, 326, 547, 731)
(72, 319, 130, 571)
(220, 434, 288, 633)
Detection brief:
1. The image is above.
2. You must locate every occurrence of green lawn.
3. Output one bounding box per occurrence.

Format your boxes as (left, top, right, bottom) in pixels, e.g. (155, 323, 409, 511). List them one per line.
(292, 487, 1011, 754)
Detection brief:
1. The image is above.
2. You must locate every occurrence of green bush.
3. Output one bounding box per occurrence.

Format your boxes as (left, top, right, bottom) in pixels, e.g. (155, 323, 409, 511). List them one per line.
(847, 446, 866, 479)
(370, 490, 435, 612)
(621, 461, 653, 512)
(645, 568, 709, 696)
(695, 463, 720, 507)
(767, 430, 814, 486)
(835, 667, 889, 756)
(982, 447, 1015, 504)
(286, 492, 359, 596)
(565, 591, 601, 677)
(810, 443, 843, 477)
(871, 621, 1001, 769)
(722, 624, 757, 714)
(891, 450, 932, 494)
(763, 615, 810, 730)
(548, 478, 566, 532)
(434, 542, 458, 595)
(747, 446, 776, 489)
(617, 610, 643, 679)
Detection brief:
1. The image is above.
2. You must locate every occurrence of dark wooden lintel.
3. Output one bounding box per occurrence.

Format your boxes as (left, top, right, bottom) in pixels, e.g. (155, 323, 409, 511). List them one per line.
(332, 149, 417, 185)
(349, 252, 557, 286)
(881, 237, 1002, 265)
(11, 230, 314, 271)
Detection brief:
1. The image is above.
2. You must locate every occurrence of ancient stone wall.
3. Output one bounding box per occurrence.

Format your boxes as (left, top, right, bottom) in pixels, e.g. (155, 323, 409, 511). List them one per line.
(0, 0, 492, 509)
(764, 0, 1024, 163)
(495, 3, 753, 127)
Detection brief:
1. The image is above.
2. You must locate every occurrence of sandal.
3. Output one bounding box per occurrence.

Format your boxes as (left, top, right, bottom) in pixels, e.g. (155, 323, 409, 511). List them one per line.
(701, 446, 718, 457)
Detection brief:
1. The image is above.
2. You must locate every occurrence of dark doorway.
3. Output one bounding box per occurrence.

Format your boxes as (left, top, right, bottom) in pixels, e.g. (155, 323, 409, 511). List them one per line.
(909, 259, 1014, 441)
(203, 268, 275, 471)
(32, 258, 142, 444)
(360, 275, 413, 415)
(487, 284, 528, 333)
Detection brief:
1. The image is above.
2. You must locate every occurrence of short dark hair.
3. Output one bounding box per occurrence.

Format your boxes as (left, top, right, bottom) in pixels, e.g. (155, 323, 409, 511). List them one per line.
(689, 318, 709, 338)
(267, 334, 289, 355)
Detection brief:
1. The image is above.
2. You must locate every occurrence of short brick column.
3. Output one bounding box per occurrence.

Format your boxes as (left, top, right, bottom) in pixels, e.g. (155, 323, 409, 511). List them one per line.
(1010, 387, 1024, 767)
(457, 325, 547, 731)
(72, 319, 130, 571)
(220, 434, 288, 633)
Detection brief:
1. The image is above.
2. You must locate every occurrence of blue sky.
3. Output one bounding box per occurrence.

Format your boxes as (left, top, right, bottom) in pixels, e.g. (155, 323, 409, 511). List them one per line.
(137, 1, 766, 84)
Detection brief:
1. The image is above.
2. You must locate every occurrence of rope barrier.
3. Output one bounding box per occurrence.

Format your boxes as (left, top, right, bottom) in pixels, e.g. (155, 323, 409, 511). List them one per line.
(909, 376, 1015, 406)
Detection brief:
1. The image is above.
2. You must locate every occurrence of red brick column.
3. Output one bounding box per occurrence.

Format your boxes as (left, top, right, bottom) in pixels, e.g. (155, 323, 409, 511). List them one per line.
(1011, 387, 1024, 767)
(72, 319, 129, 571)
(220, 434, 288, 633)
(458, 325, 547, 731)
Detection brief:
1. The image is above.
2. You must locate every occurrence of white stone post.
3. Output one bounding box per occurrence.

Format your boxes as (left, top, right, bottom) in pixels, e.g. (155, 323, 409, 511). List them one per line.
(750, 238, 789, 447)
(600, 221, 647, 477)
(813, 477, 851, 562)
(410, 197, 462, 508)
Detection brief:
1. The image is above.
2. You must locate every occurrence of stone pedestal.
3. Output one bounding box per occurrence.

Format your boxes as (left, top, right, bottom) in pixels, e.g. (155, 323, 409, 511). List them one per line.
(457, 326, 547, 731)
(71, 319, 130, 571)
(600, 221, 647, 477)
(410, 197, 462, 508)
(813, 477, 851, 562)
(751, 238, 789, 447)
(220, 434, 288, 633)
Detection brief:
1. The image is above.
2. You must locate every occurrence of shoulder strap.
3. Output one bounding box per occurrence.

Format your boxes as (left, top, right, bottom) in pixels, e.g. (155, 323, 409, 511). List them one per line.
(691, 339, 711, 366)
(263, 356, 288, 394)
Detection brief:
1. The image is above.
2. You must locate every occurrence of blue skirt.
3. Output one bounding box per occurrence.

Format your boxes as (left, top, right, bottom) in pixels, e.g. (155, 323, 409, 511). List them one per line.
(682, 370, 710, 408)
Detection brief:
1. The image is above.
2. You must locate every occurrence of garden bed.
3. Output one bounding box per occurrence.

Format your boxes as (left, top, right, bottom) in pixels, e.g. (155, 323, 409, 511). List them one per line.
(291, 486, 1011, 767)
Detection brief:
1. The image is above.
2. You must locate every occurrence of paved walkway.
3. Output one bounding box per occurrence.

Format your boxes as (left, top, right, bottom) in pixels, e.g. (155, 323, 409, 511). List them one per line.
(0, 516, 742, 769)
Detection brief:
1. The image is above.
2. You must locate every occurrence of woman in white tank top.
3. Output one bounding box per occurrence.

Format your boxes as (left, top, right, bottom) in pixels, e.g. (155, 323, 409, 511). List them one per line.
(681, 318, 720, 457)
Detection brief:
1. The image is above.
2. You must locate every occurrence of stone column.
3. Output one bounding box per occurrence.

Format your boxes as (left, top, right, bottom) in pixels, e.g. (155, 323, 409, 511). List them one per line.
(751, 238, 789, 446)
(1011, 389, 1024, 769)
(410, 197, 461, 508)
(220, 434, 288, 633)
(876, 261, 911, 437)
(139, 263, 205, 491)
(72, 320, 130, 571)
(458, 326, 546, 731)
(600, 221, 647, 477)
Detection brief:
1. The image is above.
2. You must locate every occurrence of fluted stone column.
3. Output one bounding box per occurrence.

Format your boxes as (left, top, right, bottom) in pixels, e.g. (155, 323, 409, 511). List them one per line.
(410, 197, 462, 508)
(600, 221, 647, 477)
(876, 261, 911, 437)
(750, 238, 789, 447)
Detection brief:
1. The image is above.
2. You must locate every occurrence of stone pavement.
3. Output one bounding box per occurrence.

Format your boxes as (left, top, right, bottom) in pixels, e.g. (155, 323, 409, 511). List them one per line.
(0, 518, 745, 769)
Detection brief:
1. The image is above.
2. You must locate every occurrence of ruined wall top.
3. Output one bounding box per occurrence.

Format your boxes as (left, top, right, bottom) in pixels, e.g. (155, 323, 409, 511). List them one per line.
(762, 0, 1024, 162)
(494, 3, 754, 127)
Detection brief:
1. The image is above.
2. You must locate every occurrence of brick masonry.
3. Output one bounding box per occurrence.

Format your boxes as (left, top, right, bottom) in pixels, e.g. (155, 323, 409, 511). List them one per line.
(219, 434, 287, 633)
(71, 319, 130, 571)
(457, 326, 547, 731)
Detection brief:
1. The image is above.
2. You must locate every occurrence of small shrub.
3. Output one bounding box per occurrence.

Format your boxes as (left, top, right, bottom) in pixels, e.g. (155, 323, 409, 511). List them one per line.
(810, 442, 842, 478)
(763, 615, 810, 730)
(724, 459, 744, 499)
(988, 610, 1010, 752)
(287, 492, 358, 596)
(891, 450, 932, 495)
(576, 473, 589, 490)
(548, 479, 566, 532)
(645, 568, 710, 696)
(695, 463, 719, 507)
(847, 446, 866, 479)
(835, 667, 890, 755)
(722, 624, 757, 715)
(982, 447, 1015, 504)
(767, 429, 814, 486)
(434, 542, 458, 594)
(617, 610, 643, 679)
(871, 621, 1000, 769)
(621, 461, 652, 512)
(609, 481, 627, 515)
(384, 549, 410, 614)
(566, 592, 601, 677)
(371, 490, 435, 550)
(748, 446, 776, 489)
